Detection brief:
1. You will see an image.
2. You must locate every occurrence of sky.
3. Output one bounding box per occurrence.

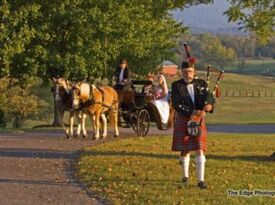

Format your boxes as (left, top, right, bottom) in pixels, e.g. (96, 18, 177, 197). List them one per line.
(173, 0, 238, 29)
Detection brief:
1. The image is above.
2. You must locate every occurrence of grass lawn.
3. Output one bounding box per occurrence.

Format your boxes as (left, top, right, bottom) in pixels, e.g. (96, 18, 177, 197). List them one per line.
(77, 134, 275, 205)
(204, 72, 275, 124)
(206, 97, 275, 124)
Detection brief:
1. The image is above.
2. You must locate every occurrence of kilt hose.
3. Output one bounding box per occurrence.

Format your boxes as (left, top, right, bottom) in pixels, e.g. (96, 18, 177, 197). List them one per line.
(172, 113, 207, 152)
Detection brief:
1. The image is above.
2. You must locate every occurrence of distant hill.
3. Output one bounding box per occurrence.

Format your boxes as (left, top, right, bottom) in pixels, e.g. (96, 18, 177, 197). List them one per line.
(172, 0, 246, 35)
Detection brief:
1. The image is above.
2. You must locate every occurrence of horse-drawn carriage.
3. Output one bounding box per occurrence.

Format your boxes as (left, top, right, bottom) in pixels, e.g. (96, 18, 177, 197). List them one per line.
(118, 80, 175, 137)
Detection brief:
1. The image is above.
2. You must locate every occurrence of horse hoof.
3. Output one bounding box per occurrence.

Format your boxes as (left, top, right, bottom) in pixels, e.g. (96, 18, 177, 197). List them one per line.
(66, 135, 72, 139)
(101, 135, 107, 139)
(82, 135, 87, 138)
(114, 134, 119, 138)
(93, 136, 99, 140)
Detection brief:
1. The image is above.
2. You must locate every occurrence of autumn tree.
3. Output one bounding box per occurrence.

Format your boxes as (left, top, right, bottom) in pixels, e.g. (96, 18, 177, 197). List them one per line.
(178, 33, 236, 69)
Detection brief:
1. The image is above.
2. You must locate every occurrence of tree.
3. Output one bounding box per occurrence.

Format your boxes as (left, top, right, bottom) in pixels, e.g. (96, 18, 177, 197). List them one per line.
(178, 33, 236, 69)
(1, 1, 215, 82)
(0, 77, 48, 128)
(225, 0, 275, 158)
(256, 37, 275, 57)
(0, 0, 215, 126)
(225, 0, 275, 44)
(0, 0, 40, 82)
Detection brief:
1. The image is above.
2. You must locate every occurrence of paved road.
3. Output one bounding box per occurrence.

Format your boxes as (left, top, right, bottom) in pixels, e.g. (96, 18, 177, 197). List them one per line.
(207, 124, 275, 134)
(0, 124, 274, 205)
(0, 131, 109, 205)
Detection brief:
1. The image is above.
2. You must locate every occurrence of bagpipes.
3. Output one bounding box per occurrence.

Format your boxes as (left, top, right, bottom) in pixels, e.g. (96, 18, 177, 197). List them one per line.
(183, 42, 224, 105)
(206, 65, 224, 105)
(183, 43, 224, 137)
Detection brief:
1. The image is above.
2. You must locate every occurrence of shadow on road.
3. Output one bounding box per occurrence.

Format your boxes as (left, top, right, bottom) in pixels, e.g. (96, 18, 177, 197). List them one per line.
(0, 148, 75, 159)
(0, 178, 74, 186)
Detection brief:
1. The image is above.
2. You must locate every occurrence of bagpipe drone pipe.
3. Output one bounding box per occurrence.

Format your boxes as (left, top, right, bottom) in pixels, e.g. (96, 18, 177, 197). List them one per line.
(205, 65, 224, 105)
(183, 42, 224, 106)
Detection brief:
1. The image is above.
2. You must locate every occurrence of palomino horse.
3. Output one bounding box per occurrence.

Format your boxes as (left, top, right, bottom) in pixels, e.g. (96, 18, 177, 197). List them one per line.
(71, 83, 119, 140)
(51, 77, 87, 138)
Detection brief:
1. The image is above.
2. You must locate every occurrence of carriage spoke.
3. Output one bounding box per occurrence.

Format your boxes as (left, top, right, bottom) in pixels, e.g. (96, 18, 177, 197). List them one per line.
(137, 109, 150, 137)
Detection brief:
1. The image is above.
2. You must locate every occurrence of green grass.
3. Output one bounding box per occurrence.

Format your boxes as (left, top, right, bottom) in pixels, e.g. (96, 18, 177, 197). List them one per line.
(77, 134, 275, 205)
(205, 72, 275, 124)
(206, 97, 275, 124)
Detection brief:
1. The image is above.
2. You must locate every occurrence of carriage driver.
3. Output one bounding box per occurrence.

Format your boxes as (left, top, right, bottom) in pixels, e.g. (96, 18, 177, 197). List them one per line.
(113, 58, 131, 91)
(171, 61, 214, 189)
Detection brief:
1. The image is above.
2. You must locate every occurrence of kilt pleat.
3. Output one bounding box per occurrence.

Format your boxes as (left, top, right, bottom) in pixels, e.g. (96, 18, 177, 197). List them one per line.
(171, 113, 207, 152)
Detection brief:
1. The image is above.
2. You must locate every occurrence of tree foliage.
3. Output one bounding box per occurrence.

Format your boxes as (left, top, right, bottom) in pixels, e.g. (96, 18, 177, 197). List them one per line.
(178, 33, 236, 69)
(0, 0, 40, 82)
(1, 0, 213, 82)
(0, 77, 48, 128)
(1, 0, 273, 82)
(225, 0, 275, 44)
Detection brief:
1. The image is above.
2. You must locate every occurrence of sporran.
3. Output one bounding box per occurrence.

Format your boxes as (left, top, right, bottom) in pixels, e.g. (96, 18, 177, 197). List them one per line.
(187, 118, 202, 137)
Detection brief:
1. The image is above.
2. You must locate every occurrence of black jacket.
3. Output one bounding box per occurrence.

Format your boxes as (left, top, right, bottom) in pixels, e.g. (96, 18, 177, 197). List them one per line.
(114, 67, 130, 85)
(171, 78, 214, 117)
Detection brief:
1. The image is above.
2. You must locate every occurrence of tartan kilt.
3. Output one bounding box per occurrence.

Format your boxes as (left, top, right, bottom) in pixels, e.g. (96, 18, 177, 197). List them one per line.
(172, 113, 207, 152)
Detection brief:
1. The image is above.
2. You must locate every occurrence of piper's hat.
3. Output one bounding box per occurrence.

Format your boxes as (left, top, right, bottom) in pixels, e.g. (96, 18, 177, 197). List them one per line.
(181, 59, 196, 69)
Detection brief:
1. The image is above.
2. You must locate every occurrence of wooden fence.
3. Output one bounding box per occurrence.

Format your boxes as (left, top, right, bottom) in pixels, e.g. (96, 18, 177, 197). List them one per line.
(222, 90, 275, 97)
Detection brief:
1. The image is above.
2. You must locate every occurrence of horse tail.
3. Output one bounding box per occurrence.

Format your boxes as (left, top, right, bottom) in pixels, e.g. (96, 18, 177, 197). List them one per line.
(108, 88, 119, 127)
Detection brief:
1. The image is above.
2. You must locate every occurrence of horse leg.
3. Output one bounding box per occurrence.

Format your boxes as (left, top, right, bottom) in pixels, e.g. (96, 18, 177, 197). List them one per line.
(58, 108, 68, 136)
(112, 108, 119, 138)
(94, 112, 101, 140)
(88, 114, 96, 138)
(101, 113, 107, 138)
(74, 111, 81, 138)
(68, 111, 74, 139)
(81, 112, 88, 138)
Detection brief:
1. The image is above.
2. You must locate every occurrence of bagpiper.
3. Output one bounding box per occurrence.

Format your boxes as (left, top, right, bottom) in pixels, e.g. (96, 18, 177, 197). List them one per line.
(171, 44, 216, 189)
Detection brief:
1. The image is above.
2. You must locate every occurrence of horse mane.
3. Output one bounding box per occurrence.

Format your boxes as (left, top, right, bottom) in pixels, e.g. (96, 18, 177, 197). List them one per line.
(79, 82, 91, 102)
(64, 79, 71, 90)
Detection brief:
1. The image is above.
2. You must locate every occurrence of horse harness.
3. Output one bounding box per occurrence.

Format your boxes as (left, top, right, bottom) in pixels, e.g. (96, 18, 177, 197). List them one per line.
(79, 85, 117, 112)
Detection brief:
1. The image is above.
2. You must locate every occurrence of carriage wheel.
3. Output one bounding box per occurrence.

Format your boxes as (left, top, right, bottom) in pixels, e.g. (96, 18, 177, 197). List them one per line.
(137, 109, 150, 137)
(130, 112, 138, 133)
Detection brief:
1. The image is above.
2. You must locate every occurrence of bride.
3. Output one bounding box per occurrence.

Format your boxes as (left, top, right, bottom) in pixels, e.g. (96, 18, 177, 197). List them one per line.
(151, 74, 170, 125)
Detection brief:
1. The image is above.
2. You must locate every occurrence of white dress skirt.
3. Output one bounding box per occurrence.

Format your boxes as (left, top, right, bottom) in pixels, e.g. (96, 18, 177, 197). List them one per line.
(153, 96, 170, 124)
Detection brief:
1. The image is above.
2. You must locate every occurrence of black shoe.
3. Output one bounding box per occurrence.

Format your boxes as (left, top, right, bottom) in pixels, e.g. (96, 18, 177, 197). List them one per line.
(197, 181, 207, 189)
(181, 177, 188, 185)
(161, 123, 168, 129)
